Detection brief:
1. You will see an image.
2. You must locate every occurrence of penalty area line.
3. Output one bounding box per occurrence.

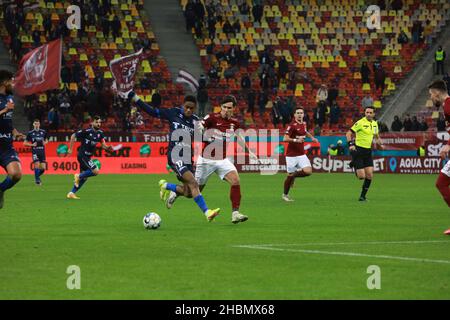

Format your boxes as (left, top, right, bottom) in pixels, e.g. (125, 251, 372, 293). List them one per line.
(233, 245, 450, 265)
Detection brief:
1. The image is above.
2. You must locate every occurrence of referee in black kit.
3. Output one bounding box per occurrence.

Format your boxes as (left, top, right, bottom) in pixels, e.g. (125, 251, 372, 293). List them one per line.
(346, 106, 383, 201)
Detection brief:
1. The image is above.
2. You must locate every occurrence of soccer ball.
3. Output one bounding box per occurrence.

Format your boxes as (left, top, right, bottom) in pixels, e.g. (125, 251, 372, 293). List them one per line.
(143, 212, 161, 230)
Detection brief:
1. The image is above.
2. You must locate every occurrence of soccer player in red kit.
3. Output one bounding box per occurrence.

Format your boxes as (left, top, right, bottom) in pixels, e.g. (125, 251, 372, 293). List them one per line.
(282, 107, 319, 202)
(195, 95, 257, 224)
(428, 80, 450, 235)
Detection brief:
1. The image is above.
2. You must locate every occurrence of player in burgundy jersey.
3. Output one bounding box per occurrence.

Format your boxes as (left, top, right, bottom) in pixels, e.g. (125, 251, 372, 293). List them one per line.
(428, 80, 450, 235)
(194, 95, 257, 224)
(282, 107, 318, 202)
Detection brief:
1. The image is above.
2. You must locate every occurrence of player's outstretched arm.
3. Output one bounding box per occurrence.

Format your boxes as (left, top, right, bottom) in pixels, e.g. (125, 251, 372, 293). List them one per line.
(101, 140, 113, 152)
(346, 130, 356, 151)
(23, 140, 36, 147)
(67, 133, 76, 155)
(305, 130, 319, 143)
(128, 91, 161, 118)
(12, 128, 25, 141)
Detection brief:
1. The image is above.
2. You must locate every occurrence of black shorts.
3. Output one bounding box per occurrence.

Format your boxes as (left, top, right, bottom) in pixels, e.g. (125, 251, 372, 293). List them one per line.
(168, 158, 194, 181)
(0, 147, 20, 169)
(32, 150, 46, 163)
(351, 146, 373, 170)
(78, 154, 97, 172)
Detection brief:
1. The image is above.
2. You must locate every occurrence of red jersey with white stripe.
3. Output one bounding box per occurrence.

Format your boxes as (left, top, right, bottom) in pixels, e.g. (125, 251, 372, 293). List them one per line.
(202, 113, 241, 160)
(444, 97, 450, 144)
(285, 121, 307, 157)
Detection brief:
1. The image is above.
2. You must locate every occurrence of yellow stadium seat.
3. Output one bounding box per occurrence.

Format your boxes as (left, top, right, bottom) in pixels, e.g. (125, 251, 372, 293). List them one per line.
(69, 83, 78, 91)
(338, 60, 347, 68)
(68, 48, 77, 55)
(295, 90, 303, 97)
(388, 83, 396, 90)
(109, 43, 117, 49)
(51, 13, 59, 21)
(296, 84, 304, 91)
(373, 101, 382, 108)
(39, 94, 47, 102)
(104, 71, 112, 79)
(362, 83, 371, 91)
(99, 59, 107, 67)
(431, 111, 439, 119)
(126, 43, 134, 50)
(354, 72, 362, 79)
(47, 2, 54, 9)
(79, 54, 88, 61)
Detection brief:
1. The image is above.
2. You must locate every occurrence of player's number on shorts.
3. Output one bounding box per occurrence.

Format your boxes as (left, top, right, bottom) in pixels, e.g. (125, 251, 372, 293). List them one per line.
(175, 160, 184, 169)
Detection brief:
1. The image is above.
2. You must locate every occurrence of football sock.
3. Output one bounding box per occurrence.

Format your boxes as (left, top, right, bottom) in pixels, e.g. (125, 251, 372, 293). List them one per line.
(38, 169, 45, 177)
(71, 178, 87, 193)
(360, 178, 372, 198)
(79, 169, 95, 179)
(34, 168, 40, 182)
(0, 176, 16, 192)
(436, 173, 450, 207)
(284, 176, 295, 195)
(194, 194, 208, 213)
(165, 183, 178, 192)
(230, 185, 241, 211)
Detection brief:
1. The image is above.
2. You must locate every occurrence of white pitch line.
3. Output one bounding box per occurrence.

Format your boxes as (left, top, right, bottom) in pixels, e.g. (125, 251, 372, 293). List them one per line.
(233, 245, 450, 265)
(239, 240, 450, 247)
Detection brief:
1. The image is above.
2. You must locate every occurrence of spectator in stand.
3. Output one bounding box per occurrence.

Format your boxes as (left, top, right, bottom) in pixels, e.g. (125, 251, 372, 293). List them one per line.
(194, 0, 205, 21)
(241, 73, 251, 95)
(419, 117, 428, 131)
(258, 90, 268, 115)
(403, 114, 412, 131)
(32, 29, 40, 48)
(11, 36, 22, 61)
(48, 107, 59, 131)
(360, 61, 371, 84)
(197, 86, 208, 118)
(314, 102, 326, 128)
(278, 56, 289, 80)
(72, 61, 82, 84)
(59, 95, 72, 130)
(111, 15, 121, 39)
(247, 89, 256, 116)
(329, 100, 341, 127)
(271, 97, 282, 128)
(411, 116, 420, 131)
(327, 82, 339, 106)
(397, 29, 409, 44)
(60, 65, 71, 85)
(101, 15, 110, 37)
(184, 1, 196, 33)
(423, 20, 433, 45)
(208, 64, 220, 80)
(391, 115, 403, 131)
(94, 73, 104, 91)
(194, 19, 203, 39)
(232, 19, 241, 34)
(223, 19, 233, 35)
(252, 3, 263, 23)
(362, 94, 374, 109)
(412, 20, 423, 44)
(374, 64, 386, 92)
(379, 122, 389, 133)
(435, 45, 446, 75)
(391, 0, 403, 11)
(316, 85, 328, 104)
(437, 113, 446, 131)
(239, 1, 250, 15)
(207, 14, 216, 39)
(260, 69, 270, 91)
(443, 73, 450, 95)
(151, 90, 162, 108)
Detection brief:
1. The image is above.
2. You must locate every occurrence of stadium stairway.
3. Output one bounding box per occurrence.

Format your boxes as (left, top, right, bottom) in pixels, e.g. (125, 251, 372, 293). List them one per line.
(379, 20, 450, 125)
(142, 0, 204, 83)
(0, 40, 28, 132)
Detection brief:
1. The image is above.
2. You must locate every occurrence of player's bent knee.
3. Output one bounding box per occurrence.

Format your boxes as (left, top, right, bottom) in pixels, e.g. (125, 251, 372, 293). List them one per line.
(92, 169, 100, 176)
(11, 172, 22, 182)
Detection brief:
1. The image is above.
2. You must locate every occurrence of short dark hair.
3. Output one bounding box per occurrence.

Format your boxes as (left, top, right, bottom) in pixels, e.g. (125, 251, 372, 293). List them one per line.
(33, 119, 40, 123)
(295, 106, 304, 111)
(428, 80, 448, 92)
(221, 95, 237, 106)
(93, 115, 101, 121)
(184, 95, 197, 104)
(365, 106, 375, 111)
(0, 70, 13, 84)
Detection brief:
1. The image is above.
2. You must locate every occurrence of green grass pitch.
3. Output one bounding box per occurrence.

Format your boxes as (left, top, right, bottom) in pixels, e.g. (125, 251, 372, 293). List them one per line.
(0, 173, 449, 299)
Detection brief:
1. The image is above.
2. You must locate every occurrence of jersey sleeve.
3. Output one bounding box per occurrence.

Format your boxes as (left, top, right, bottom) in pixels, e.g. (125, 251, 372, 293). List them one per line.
(202, 114, 215, 129)
(25, 132, 32, 142)
(285, 125, 294, 137)
(100, 130, 106, 143)
(350, 121, 361, 132)
(75, 129, 85, 140)
(136, 99, 165, 119)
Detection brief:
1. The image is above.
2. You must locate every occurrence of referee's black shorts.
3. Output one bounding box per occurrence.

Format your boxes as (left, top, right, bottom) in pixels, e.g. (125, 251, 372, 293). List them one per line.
(351, 146, 373, 170)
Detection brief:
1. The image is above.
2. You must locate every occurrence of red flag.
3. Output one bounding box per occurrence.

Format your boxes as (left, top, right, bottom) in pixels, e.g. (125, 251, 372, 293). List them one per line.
(13, 38, 62, 96)
(109, 48, 143, 98)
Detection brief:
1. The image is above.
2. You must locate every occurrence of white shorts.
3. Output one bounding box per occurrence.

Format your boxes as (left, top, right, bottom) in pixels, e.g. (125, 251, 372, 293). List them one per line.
(286, 155, 312, 173)
(441, 160, 450, 177)
(195, 156, 237, 185)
